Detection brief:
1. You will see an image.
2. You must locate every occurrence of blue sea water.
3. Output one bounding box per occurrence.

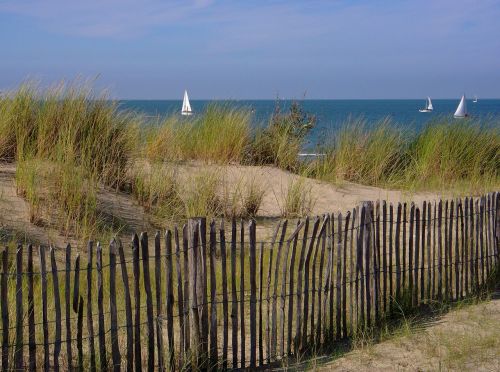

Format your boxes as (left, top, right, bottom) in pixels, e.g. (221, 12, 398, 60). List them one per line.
(119, 99, 500, 149)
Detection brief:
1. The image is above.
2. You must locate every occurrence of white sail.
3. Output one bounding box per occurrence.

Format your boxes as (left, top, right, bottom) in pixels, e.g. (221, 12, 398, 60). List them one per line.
(181, 90, 192, 115)
(454, 95, 467, 118)
(427, 97, 433, 110)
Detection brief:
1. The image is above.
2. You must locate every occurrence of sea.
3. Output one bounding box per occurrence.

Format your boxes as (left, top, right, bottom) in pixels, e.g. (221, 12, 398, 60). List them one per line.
(119, 99, 500, 149)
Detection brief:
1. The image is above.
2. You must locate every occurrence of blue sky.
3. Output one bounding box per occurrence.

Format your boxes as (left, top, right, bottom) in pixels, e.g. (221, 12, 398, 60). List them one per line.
(0, 0, 499, 99)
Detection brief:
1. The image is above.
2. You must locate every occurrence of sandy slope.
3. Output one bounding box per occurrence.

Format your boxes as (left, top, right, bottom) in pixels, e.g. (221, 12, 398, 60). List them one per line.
(0, 162, 447, 247)
(315, 295, 500, 371)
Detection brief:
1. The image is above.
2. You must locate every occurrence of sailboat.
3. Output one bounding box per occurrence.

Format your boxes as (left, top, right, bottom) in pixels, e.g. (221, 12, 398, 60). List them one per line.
(181, 90, 193, 116)
(419, 97, 433, 112)
(473, 95, 478, 103)
(454, 94, 468, 118)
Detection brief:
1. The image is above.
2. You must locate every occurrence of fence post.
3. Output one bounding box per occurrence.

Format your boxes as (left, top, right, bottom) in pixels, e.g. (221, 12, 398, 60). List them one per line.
(86, 241, 97, 372)
(249, 219, 257, 368)
(38, 246, 49, 371)
(27, 244, 36, 372)
(165, 230, 174, 371)
(140, 232, 155, 371)
(188, 219, 201, 369)
(118, 240, 133, 372)
(230, 218, 238, 368)
(96, 243, 107, 372)
(155, 231, 165, 372)
(219, 223, 229, 369)
(50, 247, 62, 372)
(132, 234, 142, 371)
(14, 245, 23, 371)
(240, 220, 246, 368)
(174, 227, 185, 367)
(209, 221, 219, 371)
(64, 244, 73, 372)
(109, 239, 121, 371)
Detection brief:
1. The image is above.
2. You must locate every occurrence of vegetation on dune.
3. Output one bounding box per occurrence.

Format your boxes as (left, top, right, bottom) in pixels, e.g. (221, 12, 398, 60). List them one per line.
(309, 116, 500, 192)
(1, 80, 498, 241)
(0, 81, 139, 238)
(145, 103, 251, 163)
(248, 100, 316, 171)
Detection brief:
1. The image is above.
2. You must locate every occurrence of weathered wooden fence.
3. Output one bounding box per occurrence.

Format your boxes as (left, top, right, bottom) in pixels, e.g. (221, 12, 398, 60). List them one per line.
(0, 192, 499, 371)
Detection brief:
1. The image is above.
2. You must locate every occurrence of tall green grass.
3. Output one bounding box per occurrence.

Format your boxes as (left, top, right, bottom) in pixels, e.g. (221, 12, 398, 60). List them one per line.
(145, 104, 251, 163)
(309, 117, 500, 192)
(1, 81, 139, 237)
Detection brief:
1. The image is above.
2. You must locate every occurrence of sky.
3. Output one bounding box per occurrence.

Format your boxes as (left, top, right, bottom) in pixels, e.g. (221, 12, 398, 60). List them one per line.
(0, 0, 499, 99)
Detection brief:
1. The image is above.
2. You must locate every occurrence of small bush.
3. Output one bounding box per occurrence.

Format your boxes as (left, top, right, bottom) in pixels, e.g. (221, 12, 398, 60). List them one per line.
(248, 100, 316, 171)
(279, 177, 315, 218)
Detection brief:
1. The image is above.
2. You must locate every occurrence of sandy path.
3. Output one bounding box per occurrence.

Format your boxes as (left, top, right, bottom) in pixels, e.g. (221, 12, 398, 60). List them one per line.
(313, 295, 500, 371)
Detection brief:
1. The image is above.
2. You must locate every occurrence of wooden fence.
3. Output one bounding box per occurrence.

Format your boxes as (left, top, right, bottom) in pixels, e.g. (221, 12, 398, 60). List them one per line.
(0, 192, 499, 371)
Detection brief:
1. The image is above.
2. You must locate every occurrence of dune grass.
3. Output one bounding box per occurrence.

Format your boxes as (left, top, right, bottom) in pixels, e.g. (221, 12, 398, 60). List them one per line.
(0, 81, 139, 238)
(308, 116, 500, 193)
(145, 104, 252, 164)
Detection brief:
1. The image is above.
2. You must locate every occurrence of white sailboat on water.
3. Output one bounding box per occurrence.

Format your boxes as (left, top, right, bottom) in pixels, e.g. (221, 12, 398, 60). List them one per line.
(181, 90, 193, 115)
(473, 95, 478, 103)
(454, 94, 468, 118)
(419, 97, 433, 112)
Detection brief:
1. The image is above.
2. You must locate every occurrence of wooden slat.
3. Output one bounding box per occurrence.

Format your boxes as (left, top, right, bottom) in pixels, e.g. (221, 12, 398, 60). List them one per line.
(174, 227, 185, 365)
(336, 213, 342, 339)
(240, 220, 246, 368)
(65, 244, 73, 372)
(464, 198, 469, 296)
(288, 221, 300, 354)
(258, 240, 264, 367)
(155, 231, 165, 372)
(408, 203, 414, 307)
(294, 218, 309, 352)
(230, 218, 238, 369)
(432, 202, 437, 300)
(358, 204, 366, 330)
(14, 244, 24, 371)
(374, 202, 380, 325)
(455, 200, 460, 300)
(77, 296, 84, 372)
(426, 202, 432, 301)
(315, 219, 326, 346)
(189, 220, 202, 368)
(302, 217, 320, 348)
(342, 212, 351, 338)
(402, 203, 407, 289)
(73, 254, 80, 313)
(486, 195, 491, 279)
(364, 202, 372, 328)
(271, 219, 288, 359)
(414, 207, 420, 306)
(480, 198, 485, 287)
(329, 216, 335, 340)
(382, 201, 387, 314)
(249, 219, 257, 368)
(395, 203, 402, 303)
(27, 244, 36, 371)
(86, 242, 96, 372)
(388, 204, 393, 310)
(14, 245, 23, 371)
(209, 221, 219, 370)
(96, 243, 107, 372)
(38, 246, 49, 371)
(141, 232, 155, 371)
(459, 200, 465, 299)
(265, 221, 281, 362)
(421, 201, 426, 302)
(1, 248, 8, 371)
(321, 219, 333, 342)
(165, 230, 174, 370)
(448, 200, 454, 300)
(350, 208, 357, 334)
(109, 240, 121, 371)
(444, 200, 450, 301)
(219, 223, 229, 369)
(118, 240, 133, 372)
(437, 200, 443, 301)
(475, 199, 480, 290)
(132, 234, 142, 371)
(50, 247, 62, 372)
(198, 218, 209, 365)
